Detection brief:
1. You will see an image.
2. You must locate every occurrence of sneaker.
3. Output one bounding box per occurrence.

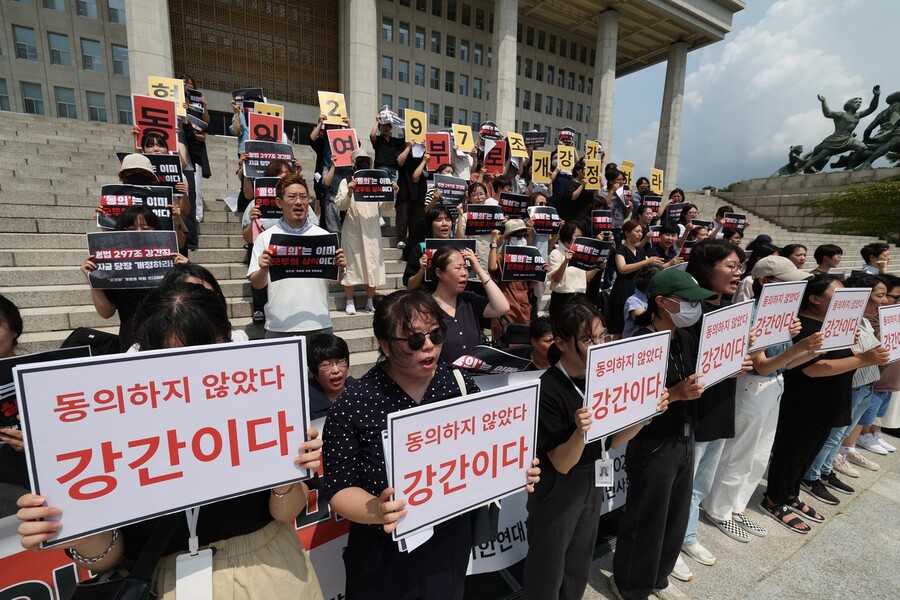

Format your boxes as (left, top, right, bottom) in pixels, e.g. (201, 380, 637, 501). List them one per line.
(396, 241, 406, 250)
(671, 554, 693, 582)
(800, 479, 839, 505)
(681, 542, 716, 566)
(345, 302, 356, 315)
(379, 217, 386, 227)
(875, 434, 896, 452)
(363, 304, 376, 313)
(732, 512, 767, 537)
(654, 579, 688, 600)
(252, 310, 265, 324)
(857, 433, 889, 455)
(706, 513, 749, 543)
(822, 472, 855, 495)
(832, 453, 860, 478)
(844, 448, 880, 471)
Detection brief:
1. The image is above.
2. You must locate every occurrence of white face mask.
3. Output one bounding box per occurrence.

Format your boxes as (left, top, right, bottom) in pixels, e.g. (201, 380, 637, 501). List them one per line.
(508, 237, 527, 247)
(668, 299, 703, 328)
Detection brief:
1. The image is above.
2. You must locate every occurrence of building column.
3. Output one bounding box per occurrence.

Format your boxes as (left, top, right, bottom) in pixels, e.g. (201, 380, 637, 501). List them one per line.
(655, 41, 687, 189)
(492, 0, 518, 133)
(124, 0, 173, 95)
(592, 9, 617, 152)
(342, 0, 379, 154)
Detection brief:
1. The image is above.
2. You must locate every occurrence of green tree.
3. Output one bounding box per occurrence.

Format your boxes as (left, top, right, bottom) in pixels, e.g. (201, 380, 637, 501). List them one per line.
(802, 181, 900, 240)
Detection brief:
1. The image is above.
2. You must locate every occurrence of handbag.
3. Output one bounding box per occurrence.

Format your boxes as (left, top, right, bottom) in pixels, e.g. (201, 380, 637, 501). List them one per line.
(68, 514, 180, 600)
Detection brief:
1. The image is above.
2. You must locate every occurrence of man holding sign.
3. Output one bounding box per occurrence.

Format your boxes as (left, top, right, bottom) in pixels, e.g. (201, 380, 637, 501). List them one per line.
(249, 174, 347, 338)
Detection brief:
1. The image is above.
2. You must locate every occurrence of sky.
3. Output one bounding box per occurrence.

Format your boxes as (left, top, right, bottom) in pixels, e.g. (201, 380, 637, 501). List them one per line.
(608, 0, 900, 191)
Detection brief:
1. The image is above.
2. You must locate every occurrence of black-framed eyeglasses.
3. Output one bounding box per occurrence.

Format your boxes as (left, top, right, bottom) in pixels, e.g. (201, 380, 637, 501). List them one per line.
(390, 328, 447, 351)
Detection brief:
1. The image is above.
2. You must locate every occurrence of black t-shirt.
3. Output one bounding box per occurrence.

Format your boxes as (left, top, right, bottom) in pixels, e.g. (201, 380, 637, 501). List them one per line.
(633, 326, 698, 439)
(647, 243, 677, 261)
(373, 135, 406, 169)
(403, 242, 436, 292)
(105, 288, 152, 352)
(557, 178, 591, 222)
(439, 291, 490, 364)
(689, 299, 738, 442)
(783, 315, 854, 427)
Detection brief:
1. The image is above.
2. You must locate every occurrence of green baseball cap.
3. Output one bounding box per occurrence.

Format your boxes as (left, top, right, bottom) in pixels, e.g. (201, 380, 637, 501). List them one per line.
(647, 268, 716, 302)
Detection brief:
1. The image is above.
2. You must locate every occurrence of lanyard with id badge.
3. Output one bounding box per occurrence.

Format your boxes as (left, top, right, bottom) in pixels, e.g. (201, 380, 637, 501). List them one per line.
(175, 507, 213, 600)
(557, 363, 614, 489)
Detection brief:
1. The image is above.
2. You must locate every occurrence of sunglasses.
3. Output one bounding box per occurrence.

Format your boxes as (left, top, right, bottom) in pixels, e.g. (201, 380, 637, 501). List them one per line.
(391, 327, 447, 350)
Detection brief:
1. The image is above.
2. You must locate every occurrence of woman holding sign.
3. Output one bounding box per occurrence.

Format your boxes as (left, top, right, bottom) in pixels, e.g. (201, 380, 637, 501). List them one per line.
(404, 205, 455, 292)
(522, 298, 668, 600)
(608, 221, 664, 338)
(547, 222, 598, 315)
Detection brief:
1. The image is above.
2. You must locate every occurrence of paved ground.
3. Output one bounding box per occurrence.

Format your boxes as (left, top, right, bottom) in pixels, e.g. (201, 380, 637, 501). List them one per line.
(581, 432, 900, 600)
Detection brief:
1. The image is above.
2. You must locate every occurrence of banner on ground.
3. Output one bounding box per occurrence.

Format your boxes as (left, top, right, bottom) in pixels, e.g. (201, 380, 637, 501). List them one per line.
(352, 169, 393, 202)
(569, 237, 612, 271)
(695, 300, 753, 388)
(819, 288, 870, 352)
(267, 233, 339, 281)
(98, 184, 175, 230)
(750, 281, 807, 351)
(434, 174, 467, 206)
(463, 205, 505, 236)
(253, 176, 282, 219)
(132, 94, 178, 153)
(242, 140, 294, 178)
(527, 205, 560, 236)
(501, 246, 546, 282)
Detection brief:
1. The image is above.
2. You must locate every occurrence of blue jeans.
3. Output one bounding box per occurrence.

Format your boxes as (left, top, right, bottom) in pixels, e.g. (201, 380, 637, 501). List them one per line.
(804, 384, 874, 481)
(683, 438, 726, 546)
(860, 389, 892, 426)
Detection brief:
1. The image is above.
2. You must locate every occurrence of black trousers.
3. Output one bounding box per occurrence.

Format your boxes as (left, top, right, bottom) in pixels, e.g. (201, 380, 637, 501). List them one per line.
(342, 513, 473, 600)
(184, 173, 200, 249)
(523, 463, 603, 600)
(613, 435, 693, 599)
(549, 292, 576, 317)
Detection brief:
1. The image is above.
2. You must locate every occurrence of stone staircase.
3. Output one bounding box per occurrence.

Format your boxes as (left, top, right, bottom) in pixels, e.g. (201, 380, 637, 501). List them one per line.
(0, 112, 392, 377)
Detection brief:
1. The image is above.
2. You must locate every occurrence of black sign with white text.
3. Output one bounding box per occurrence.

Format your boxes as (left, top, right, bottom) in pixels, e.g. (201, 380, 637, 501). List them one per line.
(352, 169, 394, 202)
(569, 237, 613, 271)
(267, 233, 339, 281)
(501, 246, 547, 282)
(98, 184, 175, 231)
(464, 205, 505, 235)
(87, 230, 179, 289)
(242, 141, 294, 178)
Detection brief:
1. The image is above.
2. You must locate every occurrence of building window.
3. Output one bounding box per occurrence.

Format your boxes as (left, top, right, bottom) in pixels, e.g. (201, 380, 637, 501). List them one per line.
(522, 121, 530, 131)
(524, 58, 533, 79)
(489, 12, 493, 33)
(460, 39, 469, 62)
(432, 0, 441, 17)
(414, 99, 425, 112)
(398, 22, 409, 46)
(576, 103, 583, 122)
(557, 68, 565, 87)
(559, 39, 566, 57)
(536, 62, 544, 81)
(516, 56, 520, 76)
(556, 98, 563, 117)
(48, 32, 71, 66)
(55, 86, 76, 118)
(522, 90, 531, 111)
(568, 72, 575, 90)
(21, 82, 44, 115)
(472, 111, 481, 128)
(13, 26, 39, 61)
(381, 17, 393, 42)
(538, 30, 546, 50)
(398, 59, 409, 83)
(549, 34, 556, 54)
(581, 45, 587, 64)
(81, 39, 102, 71)
(515, 88, 519, 107)
(399, 97, 409, 112)
(588, 78, 593, 95)
(578, 75, 585, 93)
(447, 0, 456, 21)
(116, 94, 132, 124)
(488, 47, 492, 67)
(474, 44, 483, 65)
(400, 0, 410, 5)
(112, 44, 128, 76)
(415, 27, 425, 49)
(414, 63, 425, 86)
(590, 49, 596, 67)
(473, 77, 482, 99)
(526, 26, 534, 47)
(462, 3, 471, 26)
(446, 35, 455, 58)
(76, 0, 97, 18)
(381, 55, 392, 80)
(87, 91, 106, 122)
(534, 93, 542, 113)
(546, 65, 554, 85)
(444, 105, 454, 127)
(381, 94, 393, 108)
(570, 42, 578, 61)
(108, 0, 125, 23)
(429, 67, 440, 90)
(566, 101, 573, 119)
(458, 108, 467, 124)
(43, 0, 64, 10)
(416, 0, 426, 11)
(429, 102, 439, 125)
(459, 74, 468, 96)
(0, 80, 9, 111)
(516, 23, 522, 43)
(430, 31, 440, 53)
(586, 105, 591, 122)
(486, 81, 491, 101)
(445, 71, 455, 94)
(545, 95, 552, 115)
(475, 8, 485, 30)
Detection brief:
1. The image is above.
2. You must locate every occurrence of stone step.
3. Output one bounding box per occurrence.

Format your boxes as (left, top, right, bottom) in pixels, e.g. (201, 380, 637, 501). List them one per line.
(0, 200, 235, 224)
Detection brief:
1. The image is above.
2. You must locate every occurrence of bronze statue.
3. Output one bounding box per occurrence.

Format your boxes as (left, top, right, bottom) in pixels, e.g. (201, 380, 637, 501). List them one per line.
(771, 145, 806, 176)
(798, 85, 880, 173)
(831, 91, 900, 170)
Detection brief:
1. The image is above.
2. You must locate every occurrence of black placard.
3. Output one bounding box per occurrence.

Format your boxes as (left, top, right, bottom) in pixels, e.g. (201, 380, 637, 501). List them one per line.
(267, 233, 339, 281)
(231, 87, 264, 104)
(664, 202, 688, 225)
(97, 184, 175, 231)
(242, 140, 294, 178)
(498, 193, 529, 219)
(523, 130, 549, 148)
(691, 219, 713, 231)
(433, 174, 467, 206)
(87, 230, 179, 289)
(186, 113, 209, 133)
(253, 177, 282, 219)
(591, 210, 613, 237)
(352, 169, 393, 202)
(463, 205, 505, 235)
(501, 246, 547, 282)
(451, 344, 534, 374)
(723, 212, 747, 233)
(569, 237, 613, 271)
(186, 88, 204, 113)
(642, 194, 662, 213)
(680, 239, 696, 260)
(527, 206, 561, 236)
(423, 238, 477, 282)
(115, 152, 183, 193)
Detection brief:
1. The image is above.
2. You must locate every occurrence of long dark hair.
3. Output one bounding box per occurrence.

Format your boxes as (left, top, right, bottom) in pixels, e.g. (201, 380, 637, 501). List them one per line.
(686, 239, 745, 291)
(799, 274, 841, 312)
(116, 206, 160, 231)
(547, 296, 604, 365)
(132, 283, 232, 350)
(0, 294, 22, 348)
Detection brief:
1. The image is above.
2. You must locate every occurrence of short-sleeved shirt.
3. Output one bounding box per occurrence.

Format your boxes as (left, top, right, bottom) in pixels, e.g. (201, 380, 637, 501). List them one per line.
(647, 243, 677, 262)
(439, 291, 490, 364)
(373, 135, 406, 169)
(557, 178, 591, 222)
(537, 366, 610, 468)
(623, 290, 648, 339)
(633, 326, 698, 439)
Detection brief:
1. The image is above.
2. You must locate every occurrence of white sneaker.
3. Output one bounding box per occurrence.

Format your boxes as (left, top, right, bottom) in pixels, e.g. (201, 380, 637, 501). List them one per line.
(833, 453, 860, 478)
(671, 554, 693, 582)
(654, 579, 688, 600)
(844, 448, 880, 471)
(345, 301, 356, 315)
(682, 541, 716, 566)
(857, 433, 889, 455)
(379, 217, 386, 227)
(875, 434, 896, 452)
(396, 241, 406, 250)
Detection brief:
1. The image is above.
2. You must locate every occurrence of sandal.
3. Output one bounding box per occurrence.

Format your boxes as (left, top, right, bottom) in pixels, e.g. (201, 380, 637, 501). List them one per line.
(787, 498, 825, 523)
(757, 500, 810, 534)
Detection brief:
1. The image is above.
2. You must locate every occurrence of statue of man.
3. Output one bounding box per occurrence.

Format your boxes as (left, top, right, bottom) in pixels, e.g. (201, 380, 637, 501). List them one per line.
(771, 145, 806, 176)
(799, 85, 880, 173)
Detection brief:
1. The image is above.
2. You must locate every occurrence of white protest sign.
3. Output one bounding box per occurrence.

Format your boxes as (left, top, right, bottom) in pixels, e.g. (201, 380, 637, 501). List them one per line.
(598, 444, 628, 515)
(15, 338, 312, 548)
(879, 304, 900, 363)
(695, 300, 754, 388)
(584, 332, 670, 443)
(466, 490, 528, 575)
(750, 280, 807, 351)
(819, 287, 870, 351)
(388, 381, 539, 540)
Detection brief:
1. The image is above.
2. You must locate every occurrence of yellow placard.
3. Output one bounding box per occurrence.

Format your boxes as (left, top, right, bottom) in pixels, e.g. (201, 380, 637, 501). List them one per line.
(507, 132, 528, 158)
(404, 109, 427, 144)
(532, 151, 551, 184)
(147, 76, 184, 116)
(317, 91, 348, 125)
(651, 168, 665, 195)
(584, 160, 602, 190)
(252, 102, 284, 118)
(620, 160, 635, 187)
(452, 123, 474, 152)
(557, 145, 575, 174)
(585, 140, 601, 162)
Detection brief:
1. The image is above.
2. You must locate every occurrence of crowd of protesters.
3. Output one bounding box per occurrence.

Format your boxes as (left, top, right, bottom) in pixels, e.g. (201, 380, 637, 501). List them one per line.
(2, 85, 899, 600)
